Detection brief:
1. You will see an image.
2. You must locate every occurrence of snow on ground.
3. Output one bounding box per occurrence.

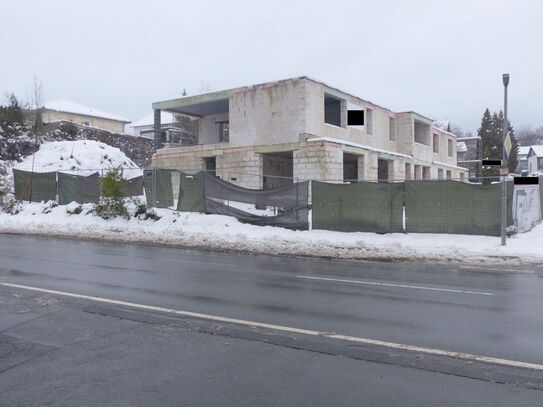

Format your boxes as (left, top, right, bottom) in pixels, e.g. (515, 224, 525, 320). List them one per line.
(13, 140, 142, 179)
(0, 201, 542, 266)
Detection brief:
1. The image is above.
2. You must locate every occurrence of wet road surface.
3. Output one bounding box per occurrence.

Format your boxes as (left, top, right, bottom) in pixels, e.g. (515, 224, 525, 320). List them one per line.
(1, 234, 543, 366)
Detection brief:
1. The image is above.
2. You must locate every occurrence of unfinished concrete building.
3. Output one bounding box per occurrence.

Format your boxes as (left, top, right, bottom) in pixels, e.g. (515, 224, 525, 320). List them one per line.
(151, 77, 467, 188)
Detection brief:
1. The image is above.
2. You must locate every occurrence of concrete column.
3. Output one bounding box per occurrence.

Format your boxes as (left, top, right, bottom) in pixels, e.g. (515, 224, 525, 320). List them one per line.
(153, 109, 163, 151)
(357, 155, 365, 181)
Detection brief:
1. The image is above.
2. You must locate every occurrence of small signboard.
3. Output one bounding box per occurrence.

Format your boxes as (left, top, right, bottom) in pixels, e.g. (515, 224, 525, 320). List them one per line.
(500, 167, 509, 176)
(504, 132, 512, 159)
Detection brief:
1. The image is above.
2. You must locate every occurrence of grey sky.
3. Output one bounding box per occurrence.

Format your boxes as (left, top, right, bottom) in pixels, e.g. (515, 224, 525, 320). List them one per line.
(1, 0, 541, 133)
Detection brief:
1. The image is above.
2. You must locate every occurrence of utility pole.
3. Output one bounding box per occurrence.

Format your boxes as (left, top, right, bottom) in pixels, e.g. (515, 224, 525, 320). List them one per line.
(501, 73, 509, 246)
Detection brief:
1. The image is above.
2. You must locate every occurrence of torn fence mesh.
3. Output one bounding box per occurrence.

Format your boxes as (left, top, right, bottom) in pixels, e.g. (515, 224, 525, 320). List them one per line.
(58, 172, 100, 204)
(13, 169, 56, 202)
(204, 175, 309, 209)
(204, 175, 310, 229)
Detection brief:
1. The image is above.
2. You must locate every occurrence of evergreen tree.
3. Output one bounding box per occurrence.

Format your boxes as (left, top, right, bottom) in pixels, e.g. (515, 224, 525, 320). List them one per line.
(491, 110, 518, 173)
(0, 94, 25, 126)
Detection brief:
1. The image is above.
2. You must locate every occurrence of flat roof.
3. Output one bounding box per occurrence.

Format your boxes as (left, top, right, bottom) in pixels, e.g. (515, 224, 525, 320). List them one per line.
(152, 76, 435, 121)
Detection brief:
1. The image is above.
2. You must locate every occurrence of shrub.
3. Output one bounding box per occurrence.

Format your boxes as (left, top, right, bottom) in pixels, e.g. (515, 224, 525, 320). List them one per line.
(1, 196, 21, 215)
(59, 122, 79, 137)
(95, 198, 129, 220)
(94, 168, 129, 220)
(0, 94, 25, 126)
(131, 198, 160, 221)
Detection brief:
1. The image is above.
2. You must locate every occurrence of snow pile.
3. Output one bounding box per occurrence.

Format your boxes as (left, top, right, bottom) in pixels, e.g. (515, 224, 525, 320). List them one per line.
(13, 140, 142, 179)
(1, 201, 542, 265)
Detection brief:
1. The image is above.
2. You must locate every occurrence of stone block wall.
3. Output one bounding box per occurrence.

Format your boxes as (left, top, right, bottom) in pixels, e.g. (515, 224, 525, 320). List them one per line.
(293, 142, 343, 182)
(217, 149, 263, 189)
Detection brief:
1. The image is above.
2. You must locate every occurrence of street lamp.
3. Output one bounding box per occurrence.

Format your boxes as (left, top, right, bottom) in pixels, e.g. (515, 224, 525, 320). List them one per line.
(500, 74, 509, 246)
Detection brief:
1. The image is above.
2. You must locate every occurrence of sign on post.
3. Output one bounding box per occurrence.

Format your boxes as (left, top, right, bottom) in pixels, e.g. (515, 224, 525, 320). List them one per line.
(504, 132, 512, 159)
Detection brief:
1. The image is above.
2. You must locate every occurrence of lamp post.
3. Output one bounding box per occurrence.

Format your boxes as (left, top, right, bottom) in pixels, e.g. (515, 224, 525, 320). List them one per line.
(501, 73, 509, 246)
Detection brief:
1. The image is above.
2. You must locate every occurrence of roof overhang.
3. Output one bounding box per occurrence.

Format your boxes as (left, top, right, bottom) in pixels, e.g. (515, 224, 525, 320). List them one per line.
(152, 91, 230, 117)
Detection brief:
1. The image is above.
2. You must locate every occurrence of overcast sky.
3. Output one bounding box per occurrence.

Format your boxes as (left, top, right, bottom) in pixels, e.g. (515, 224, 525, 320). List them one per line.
(1, 0, 541, 133)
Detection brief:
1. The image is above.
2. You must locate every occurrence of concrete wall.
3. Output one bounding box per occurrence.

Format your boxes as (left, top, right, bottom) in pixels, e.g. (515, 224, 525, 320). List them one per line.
(200, 112, 229, 144)
(228, 80, 307, 148)
(42, 110, 126, 134)
(293, 141, 343, 183)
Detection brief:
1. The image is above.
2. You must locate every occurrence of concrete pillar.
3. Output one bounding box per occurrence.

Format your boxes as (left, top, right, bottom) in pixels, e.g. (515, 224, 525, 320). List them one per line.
(153, 109, 163, 152)
(357, 155, 365, 181)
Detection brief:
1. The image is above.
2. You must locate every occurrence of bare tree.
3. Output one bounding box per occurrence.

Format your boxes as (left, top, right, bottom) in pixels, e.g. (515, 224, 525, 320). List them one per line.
(29, 75, 44, 133)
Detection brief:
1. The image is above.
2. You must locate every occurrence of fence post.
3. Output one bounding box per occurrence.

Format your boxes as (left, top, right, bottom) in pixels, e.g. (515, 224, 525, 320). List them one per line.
(56, 171, 59, 204)
(100, 169, 104, 200)
(307, 179, 313, 231)
(152, 168, 157, 208)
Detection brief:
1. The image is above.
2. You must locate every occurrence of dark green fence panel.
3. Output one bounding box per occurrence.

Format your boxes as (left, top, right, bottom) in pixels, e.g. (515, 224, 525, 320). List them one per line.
(58, 172, 100, 204)
(144, 169, 174, 208)
(13, 169, 56, 202)
(120, 176, 144, 197)
(177, 171, 205, 212)
(312, 181, 404, 233)
(405, 181, 502, 236)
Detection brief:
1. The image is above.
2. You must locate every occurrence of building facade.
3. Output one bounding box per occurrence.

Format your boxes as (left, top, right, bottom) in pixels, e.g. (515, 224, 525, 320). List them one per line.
(527, 145, 543, 174)
(151, 77, 467, 188)
(41, 99, 130, 134)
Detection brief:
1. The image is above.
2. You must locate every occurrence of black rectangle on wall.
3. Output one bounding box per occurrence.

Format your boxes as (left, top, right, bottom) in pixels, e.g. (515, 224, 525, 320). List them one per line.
(482, 159, 502, 166)
(514, 177, 539, 185)
(347, 110, 364, 126)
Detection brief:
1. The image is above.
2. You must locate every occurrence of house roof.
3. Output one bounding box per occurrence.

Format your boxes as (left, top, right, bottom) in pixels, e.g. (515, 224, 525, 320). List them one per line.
(518, 146, 531, 156)
(131, 111, 178, 128)
(457, 141, 467, 153)
(529, 145, 543, 157)
(43, 98, 131, 123)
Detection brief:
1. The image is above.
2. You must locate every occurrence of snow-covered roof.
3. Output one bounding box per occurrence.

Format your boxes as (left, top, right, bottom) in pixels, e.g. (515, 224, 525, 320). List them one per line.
(518, 146, 531, 156)
(43, 98, 131, 123)
(457, 141, 467, 153)
(529, 145, 543, 157)
(131, 111, 177, 128)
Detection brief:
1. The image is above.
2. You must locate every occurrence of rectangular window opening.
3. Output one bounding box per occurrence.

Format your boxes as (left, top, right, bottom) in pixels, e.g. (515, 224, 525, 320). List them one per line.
(324, 94, 343, 127)
(389, 117, 396, 141)
(433, 133, 439, 153)
(414, 120, 431, 145)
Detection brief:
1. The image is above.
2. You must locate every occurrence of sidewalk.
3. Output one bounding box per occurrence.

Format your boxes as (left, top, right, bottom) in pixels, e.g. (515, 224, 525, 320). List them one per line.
(0, 201, 541, 265)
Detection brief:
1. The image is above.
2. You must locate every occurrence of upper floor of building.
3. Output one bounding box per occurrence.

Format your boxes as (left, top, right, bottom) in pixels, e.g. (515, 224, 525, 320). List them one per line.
(152, 76, 459, 166)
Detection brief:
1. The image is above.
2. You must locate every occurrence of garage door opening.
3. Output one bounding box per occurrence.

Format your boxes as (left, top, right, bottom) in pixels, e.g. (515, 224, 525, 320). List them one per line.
(343, 153, 358, 182)
(263, 151, 293, 189)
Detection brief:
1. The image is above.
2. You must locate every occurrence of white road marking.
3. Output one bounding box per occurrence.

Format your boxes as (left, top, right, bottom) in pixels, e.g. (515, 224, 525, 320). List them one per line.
(296, 275, 494, 296)
(458, 265, 534, 274)
(2, 282, 541, 372)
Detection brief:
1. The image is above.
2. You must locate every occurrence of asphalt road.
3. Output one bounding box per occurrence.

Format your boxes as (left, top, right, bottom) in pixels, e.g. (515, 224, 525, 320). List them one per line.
(1, 234, 543, 405)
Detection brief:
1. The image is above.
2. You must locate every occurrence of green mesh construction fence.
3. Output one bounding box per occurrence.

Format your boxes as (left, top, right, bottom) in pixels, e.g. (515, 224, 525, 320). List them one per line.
(404, 180, 510, 236)
(144, 169, 174, 208)
(58, 172, 100, 205)
(13, 169, 57, 202)
(312, 181, 404, 233)
(120, 176, 144, 198)
(177, 171, 205, 212)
